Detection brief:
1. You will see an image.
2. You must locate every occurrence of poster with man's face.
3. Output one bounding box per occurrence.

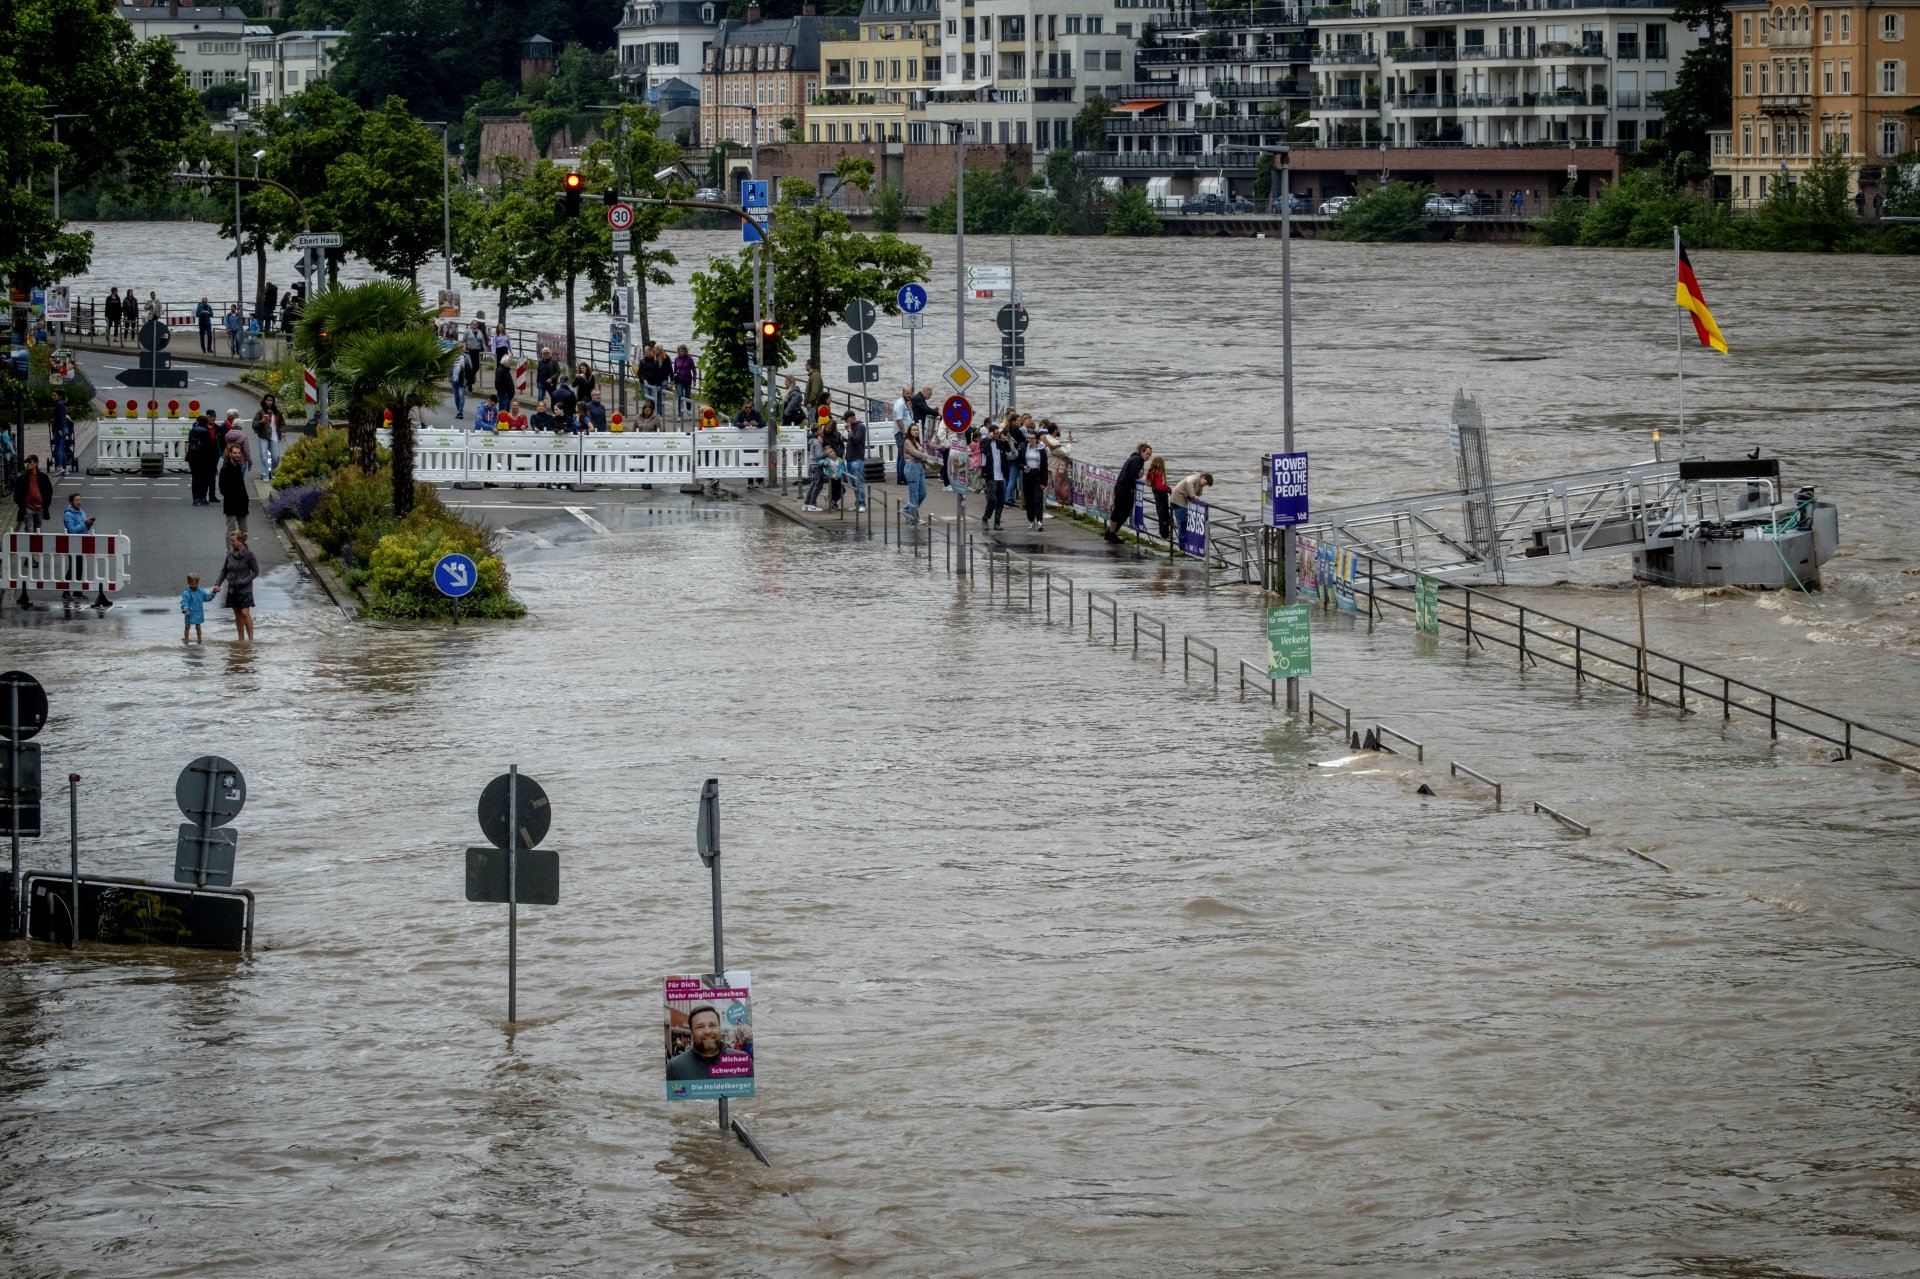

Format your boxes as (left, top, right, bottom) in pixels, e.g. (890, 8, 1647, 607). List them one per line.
(664, 972, 754, 1100)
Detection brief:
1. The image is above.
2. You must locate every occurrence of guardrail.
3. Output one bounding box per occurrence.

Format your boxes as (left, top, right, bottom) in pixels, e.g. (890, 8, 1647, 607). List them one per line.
(1045, 571, 1075, 626)
(1449, 761, 1502, 807)
(1183, 635, 1218, 687)
(1087, 590, 1120, 647)
(1238, 659, 1278, 704)
(1337, 552, 1920, 775)
(1532, 801, 1590, 835)
(1307, 690, 1351, 735)
(1132, 610, 1167, 662)
(1372, 722, 1424, 761)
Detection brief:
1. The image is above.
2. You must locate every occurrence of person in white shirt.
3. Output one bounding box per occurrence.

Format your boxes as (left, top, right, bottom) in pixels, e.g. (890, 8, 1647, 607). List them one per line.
(1170, 471, 1213, 544)
(891, 387, 912, 484)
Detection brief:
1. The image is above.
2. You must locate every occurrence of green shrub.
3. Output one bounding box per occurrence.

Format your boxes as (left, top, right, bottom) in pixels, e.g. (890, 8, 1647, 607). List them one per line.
(1327, 181, 1434, 242)
(305, 466, 396, 562)
(364, 506, 523, 620)
(870, 182, 906, 233)
(273, 427, 388, 490)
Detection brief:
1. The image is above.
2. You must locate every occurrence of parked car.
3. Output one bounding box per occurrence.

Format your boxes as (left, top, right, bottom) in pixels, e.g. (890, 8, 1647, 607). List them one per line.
(1224, 195, 1256, 214)
(1423, 194, 1458, 217)
(1287, 193, 1311, 214)
(1181, 193, 1226, 214)
(1319, 195, 1355, 215)
(694, 186, 724, 203)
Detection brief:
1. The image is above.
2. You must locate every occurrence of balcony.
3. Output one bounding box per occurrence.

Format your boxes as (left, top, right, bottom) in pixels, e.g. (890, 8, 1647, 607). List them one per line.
(1137, 45, 1307, 65)
(1120, 81, 1199, 98)
(1315, 94, 1382, 110)
(1759, 92, 1812, 114)
(1456, 92, 1522, 106)
(1211, 78, 1307, 96)
(1397, 91, 1459, 108)
(1311, 47, 1379, 65)
(1078, 150, 1258, 170)
(1537, 89, 1592, 107)
(1193, 114, 1289, 131)
(1614, 89, 1640, 106)
(1769, 28, 1811, 47)
(1540, 40, 1609, 59)
(1389, 45, 1457, 62)
(1312, 0, 1676, 16)
(1106, 118, 1172, 133)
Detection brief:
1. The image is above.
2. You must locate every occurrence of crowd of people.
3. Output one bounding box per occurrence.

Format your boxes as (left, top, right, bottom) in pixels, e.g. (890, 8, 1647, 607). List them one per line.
(100, 286, 301, 349)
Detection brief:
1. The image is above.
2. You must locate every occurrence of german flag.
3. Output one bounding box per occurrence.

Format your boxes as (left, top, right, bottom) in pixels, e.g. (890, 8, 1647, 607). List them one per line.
(1675, 241, 1728, 354)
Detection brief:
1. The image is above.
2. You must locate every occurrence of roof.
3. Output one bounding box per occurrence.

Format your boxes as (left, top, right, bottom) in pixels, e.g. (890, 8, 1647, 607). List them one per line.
(707, 14, 857, 71)
(619, 0, 718, 31)
(116, 1, 247, 19)
(857, 0, 938, 18)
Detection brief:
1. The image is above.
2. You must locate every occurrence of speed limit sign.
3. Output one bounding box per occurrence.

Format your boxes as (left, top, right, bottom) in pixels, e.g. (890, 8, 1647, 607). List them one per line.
(607, 202, 634, 230)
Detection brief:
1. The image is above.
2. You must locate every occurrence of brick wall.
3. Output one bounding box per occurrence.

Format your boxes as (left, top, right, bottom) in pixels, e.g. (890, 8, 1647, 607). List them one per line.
(747, 142, 1034, 207)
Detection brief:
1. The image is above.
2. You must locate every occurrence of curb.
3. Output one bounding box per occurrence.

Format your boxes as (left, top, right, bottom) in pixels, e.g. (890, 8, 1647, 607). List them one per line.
(280, 517, 358, 621)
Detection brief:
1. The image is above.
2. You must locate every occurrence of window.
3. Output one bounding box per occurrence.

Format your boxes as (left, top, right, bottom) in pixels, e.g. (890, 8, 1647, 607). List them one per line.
(810, 123, 819, 140)
(1648, 70, 1667, 95)
(1743, 61, 1753, 93)
(1822, 12, 1831, 40)
(1087, 16, 1102, 33)
(1760, 174, 1769, 196)
(1104, 49, 1120, 69)
(779, 80, 787, 102)
(201, 69, 215, 88)
(924, 58, 937, 77)
(1617, 23, 1639, 59)
(946, 17, 955, 34)
(1036, 117, 1049, 147)
(1840, 59, 1850, 90)
(1084, 49, 1099, 69)
(1015, 119, 1026, 143)
(1741, 121, 1752, 152)
(1882, 13, 1901, 40)
(1065, 15, 1080, 33)
(891, 58, 901, 78)
(1742, 174, 1751, 198)
(1881, 59, 1902, 92)
(1840, 12, 1849, 39)
(805, 77, 817, 97)
(946, 52, 956, 72)
(1839, 118, 1850, 150)
(1883, 120, 1901, 154)
(282, 69, 296, 86)
(1823, 59, 1833, 90)
(857, 59, 868, 78)
(1116, 21, 1131, 36)
(1760, 63, 1770, 91)
(1646, 22, 1667, 58)
(1742, 15, 1752, 44)
(248, 70, 260, 92)
(1760, 124, 1770, 152)
(998, 120, 1009, 142)
(702, 2, 714, 19)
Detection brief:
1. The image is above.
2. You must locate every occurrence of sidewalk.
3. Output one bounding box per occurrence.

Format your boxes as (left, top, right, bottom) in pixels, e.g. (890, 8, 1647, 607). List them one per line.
(61, 331, 288, 372)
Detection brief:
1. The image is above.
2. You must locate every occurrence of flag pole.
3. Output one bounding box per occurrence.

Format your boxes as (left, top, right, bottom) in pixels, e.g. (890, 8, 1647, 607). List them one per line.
(1672, 226, 1683, 462)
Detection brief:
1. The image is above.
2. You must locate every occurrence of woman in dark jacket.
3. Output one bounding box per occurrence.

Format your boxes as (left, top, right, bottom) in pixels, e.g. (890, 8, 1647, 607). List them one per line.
(120, 284, 138, 336)
(1017, 430, 1049, 531)
(218, 443, 250, 543)
(103, 290, 122, 340)
(213, 530, 260, 641)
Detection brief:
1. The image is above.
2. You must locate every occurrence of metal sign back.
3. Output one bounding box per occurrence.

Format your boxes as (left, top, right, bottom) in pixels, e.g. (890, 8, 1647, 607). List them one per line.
(2, 741, 41, 837)
(174, 823, 238, 887)
(175, 756, 246, 827)
(0, 672, 49, 741)
(842, 298, 877, 332)
(465, 847, 560, 905)
(478, 772, 551, 850)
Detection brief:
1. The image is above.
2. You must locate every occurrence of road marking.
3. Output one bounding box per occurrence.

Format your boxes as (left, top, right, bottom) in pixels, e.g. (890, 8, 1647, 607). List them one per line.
(565, 506, 613, 536)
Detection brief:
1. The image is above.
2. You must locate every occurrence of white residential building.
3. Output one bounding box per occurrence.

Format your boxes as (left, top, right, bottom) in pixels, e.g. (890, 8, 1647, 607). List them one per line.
(1307, 0, 1704, 148)
(116, 1, 251, 93)
(925, 0, 1162, 158)
(244, 29, 346, 108)
(619, 0, 723, 104)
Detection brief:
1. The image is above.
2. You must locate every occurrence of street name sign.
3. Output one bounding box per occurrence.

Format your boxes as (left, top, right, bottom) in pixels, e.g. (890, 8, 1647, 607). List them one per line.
(966, 265, 1011, 291)
(292, 232, 343, 249)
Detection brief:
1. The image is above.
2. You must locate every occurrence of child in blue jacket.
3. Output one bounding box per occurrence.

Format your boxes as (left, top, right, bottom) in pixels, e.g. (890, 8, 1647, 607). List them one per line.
(180, 572, 216, 644)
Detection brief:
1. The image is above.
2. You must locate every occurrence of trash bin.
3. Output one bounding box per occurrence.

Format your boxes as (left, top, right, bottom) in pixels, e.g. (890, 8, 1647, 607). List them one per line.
(242, 335, 263, 361)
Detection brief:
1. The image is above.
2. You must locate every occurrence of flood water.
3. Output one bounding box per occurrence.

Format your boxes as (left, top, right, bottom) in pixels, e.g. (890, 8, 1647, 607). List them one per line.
(4, 226, 1915, 1277)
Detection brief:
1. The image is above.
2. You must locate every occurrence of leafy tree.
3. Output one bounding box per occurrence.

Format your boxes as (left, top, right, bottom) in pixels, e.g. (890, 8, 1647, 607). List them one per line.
(454, 184, 550, 327)
(924, 161, 1042, 234)
(1532, 180, 1587, 246)
(331, 327, 455, 517)
(1576, 169, 1714, 248)
(250, 86, 368, 283)
(1326, 181, 1433, 241)
(1074, 97, 1116, 148)
(323, 97, 448, 281)
(578, 103, 687, 346)
(766, 159, 930, 369)
(293, 280, 432, 472)
(0, 0, 200, 290)
(688, 252, 774, 413)
(1644, 43, 1729, 179)
(1745, 146, 1857, 252)
(1105, 184, 1162, 236)
(1041, 149, 1105, 235)
(200, 82, 248, 118)
(329, 0, 467, 120)
(524, 160, 616, 363)
(870, 182, 906, 232)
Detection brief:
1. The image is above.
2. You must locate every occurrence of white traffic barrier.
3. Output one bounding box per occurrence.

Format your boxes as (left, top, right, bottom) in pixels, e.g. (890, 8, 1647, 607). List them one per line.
(6, 531, 131, 598)
(378, 429, 703, 488)
(94, 420, 153, 472)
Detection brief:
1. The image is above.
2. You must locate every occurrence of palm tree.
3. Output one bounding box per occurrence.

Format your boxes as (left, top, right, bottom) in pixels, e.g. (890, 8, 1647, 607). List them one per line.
(330, 328, 455, 518)
(292, 281, 435, 472)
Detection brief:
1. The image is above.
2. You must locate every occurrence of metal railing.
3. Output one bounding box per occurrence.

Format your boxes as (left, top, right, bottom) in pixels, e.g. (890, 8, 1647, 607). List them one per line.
(1533, 801, 1591, 835)
(1334, 551, 1920, 775)
(1132, 610, 1168, 662)
(1307, 691, 1352, 735)
(1087, 590, 1120, 647)
(1238, 659, 1278, 704)
(1373, 723, 1425, 761)
(1450, 761, 1503, 807)
(1183, 635, 1219, 687)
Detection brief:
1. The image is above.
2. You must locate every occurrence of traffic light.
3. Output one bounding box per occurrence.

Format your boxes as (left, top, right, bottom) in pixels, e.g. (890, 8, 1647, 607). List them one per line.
(759, 319, 779, 343)
(563, 170, 583, 217)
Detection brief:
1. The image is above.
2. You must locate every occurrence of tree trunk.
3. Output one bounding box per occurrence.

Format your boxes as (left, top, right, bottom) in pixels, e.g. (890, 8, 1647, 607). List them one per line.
(254, 241, 267, 318)
(349, 408, 378, 475)
(498, 283, 508, 329)
(391, 408, 416, 517)
(638, 268, 652, 349)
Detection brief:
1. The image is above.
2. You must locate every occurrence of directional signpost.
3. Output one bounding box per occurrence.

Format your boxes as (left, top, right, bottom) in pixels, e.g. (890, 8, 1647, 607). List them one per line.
(845, 298, 880, 385)
(966, 265, 1011, 294)
(898, 284, 927, 387)
(469, 768, 558, 1024)
(433, 551, 477, 623)
(117, 317, 189, 390)
(174, 755, 245, 888)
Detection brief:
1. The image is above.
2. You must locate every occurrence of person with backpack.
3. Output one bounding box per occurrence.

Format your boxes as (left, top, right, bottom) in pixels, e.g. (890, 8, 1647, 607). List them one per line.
(186, 412, 221, 507)
(251, 393, 288, 482)
(780, 375, 805, 426)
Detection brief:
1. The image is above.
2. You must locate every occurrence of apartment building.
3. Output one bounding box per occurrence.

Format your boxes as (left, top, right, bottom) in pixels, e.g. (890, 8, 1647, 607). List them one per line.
(810, 0, 942, 144)
(618, 0, 719, 106)
(116, 0, 251, 93)
(1306, 0, 1702, 148)
(699, 8, 856, 147)
(1716, 0, 1918, 204)
(925, 0, 1154, 159)
(1099, 7, 1314, 169)
(244, 29, 345, 107)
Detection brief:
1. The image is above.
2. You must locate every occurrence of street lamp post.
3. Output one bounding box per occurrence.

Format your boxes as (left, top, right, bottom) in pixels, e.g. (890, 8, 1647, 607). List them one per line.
(421, 120, 454, 290)
(231, 111, 251, 323)
(943, 121, 967, 574)
(1247, 142, 1301, 710)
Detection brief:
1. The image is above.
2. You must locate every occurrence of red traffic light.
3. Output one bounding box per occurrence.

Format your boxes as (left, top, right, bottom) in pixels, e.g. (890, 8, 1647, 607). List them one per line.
(563, 172, 583, 191)
(760, 320, 779, 340)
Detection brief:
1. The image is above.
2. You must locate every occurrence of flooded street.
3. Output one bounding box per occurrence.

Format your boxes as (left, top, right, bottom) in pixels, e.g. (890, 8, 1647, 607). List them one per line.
(4, 227, 1915, 1275)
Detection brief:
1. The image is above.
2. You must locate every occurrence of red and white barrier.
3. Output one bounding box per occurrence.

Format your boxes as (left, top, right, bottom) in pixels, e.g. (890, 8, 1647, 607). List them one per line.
(6, 531, 131, 599)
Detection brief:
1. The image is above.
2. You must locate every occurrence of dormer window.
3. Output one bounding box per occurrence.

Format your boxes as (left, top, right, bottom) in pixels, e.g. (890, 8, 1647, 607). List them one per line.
(701, 3, 715, 21)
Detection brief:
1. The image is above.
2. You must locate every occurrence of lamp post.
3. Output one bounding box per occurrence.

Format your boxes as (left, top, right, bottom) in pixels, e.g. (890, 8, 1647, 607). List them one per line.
(46, 114, 82, 221)
(943, 120, 966, 366)
(1378, 138, 1389, 188)
(230, 111, 252, 321)
(421, 120, 454, 290)
(1248, 142, 1300, 710)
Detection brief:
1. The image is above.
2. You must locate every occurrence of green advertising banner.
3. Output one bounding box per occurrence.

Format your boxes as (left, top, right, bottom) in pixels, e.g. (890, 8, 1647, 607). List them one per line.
(1266, 604, 1312, 679)
(1415, 575, 1440, 634)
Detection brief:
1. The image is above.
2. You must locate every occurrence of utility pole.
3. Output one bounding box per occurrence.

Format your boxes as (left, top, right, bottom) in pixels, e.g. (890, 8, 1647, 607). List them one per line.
(948, 122, 966, 365)
(421, 121, 454, 290)
(232, 112, 249, 324)
(1279, 143, 1299, 712)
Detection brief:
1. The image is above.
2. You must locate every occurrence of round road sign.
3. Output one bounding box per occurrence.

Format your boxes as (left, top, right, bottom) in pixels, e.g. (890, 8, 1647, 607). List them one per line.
(846, 332, 879, 364)
(0, 671, 49, 741)
(897, 283, 927, 314)
(479, 772, 552, 851)
(175, 755, 246, 827)
(607, 202, 635, 230)
(433, 552, 479, 599)
(942, 395, 972, 432)
(842, 298, 877, 332)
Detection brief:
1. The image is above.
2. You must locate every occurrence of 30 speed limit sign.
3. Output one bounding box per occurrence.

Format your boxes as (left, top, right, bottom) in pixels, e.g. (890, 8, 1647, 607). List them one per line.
(607, 202, 635, 230)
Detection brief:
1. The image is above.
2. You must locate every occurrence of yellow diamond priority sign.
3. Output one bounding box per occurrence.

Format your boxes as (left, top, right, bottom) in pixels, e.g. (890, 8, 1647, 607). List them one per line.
(945, 358, 978, 393)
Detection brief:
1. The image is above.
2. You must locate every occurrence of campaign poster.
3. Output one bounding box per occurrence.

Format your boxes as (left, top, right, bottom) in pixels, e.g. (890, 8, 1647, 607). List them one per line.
(1415, 574, 1440, 634)
(1268, 451, 1309, 526)
(436, 288, 461, 319)
(1179, 498, 1209, 558)
(664, 972, 755, 1100)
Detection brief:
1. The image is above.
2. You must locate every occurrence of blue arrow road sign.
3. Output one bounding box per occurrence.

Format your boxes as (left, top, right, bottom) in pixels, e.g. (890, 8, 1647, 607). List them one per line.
(897, 283, 927, 314)
(434, 553, 478, 599)
(742, 217, 765, 244)
(742, 179, 769, 209)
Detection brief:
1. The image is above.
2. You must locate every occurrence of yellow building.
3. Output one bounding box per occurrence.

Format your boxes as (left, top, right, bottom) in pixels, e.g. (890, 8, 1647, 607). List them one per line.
(808, 0, 942, 145)
(1718, 0, 1920, 206)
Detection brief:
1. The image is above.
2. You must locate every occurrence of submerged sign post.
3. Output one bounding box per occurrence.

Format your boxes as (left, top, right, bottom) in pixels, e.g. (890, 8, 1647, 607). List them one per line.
(1180, 498, 1210, 559)
(1415, 574, 1440, 634)
(664, 972, 755, 1100)
(467, 767, 558, 1024)
(433, 552, 477, 624)
(174, 755, 245, 888)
